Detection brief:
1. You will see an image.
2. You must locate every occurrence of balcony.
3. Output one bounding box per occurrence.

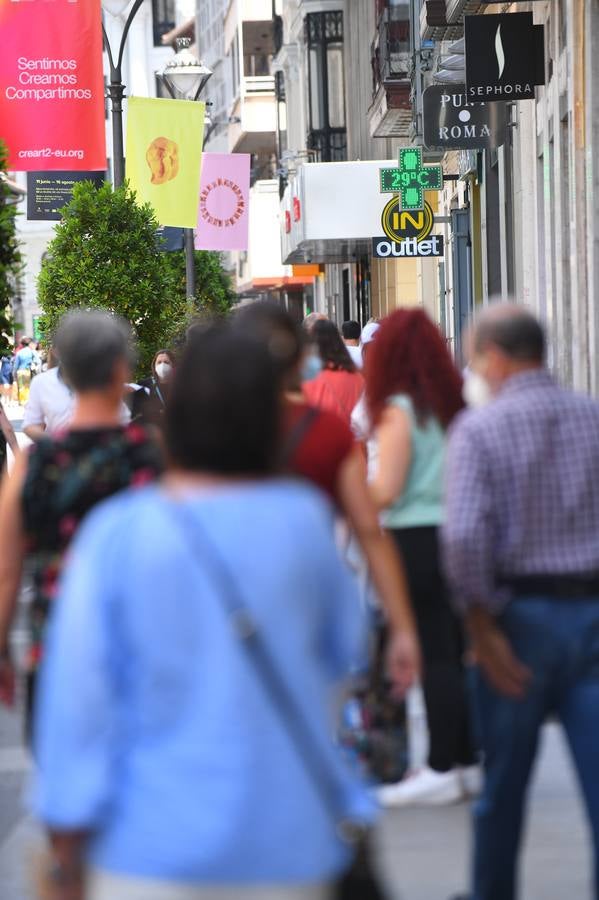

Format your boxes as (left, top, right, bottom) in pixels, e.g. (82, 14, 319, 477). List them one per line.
(229, 76, 276, 155)
(420, 0, 487, 42)
(368, 7, 412, 139)
(228, 16, 276, 155)
(244, 75, 275, 94)
(306, 128, 347, 163)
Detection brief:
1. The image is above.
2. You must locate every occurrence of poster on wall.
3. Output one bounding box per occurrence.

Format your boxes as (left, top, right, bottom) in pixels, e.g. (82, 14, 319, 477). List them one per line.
(0, 0, 107, 172)
(26, 171, 106, 221)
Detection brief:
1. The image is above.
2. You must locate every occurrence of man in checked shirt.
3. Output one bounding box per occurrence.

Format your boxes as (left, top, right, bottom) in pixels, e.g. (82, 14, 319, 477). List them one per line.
(443, 304, 599, 900)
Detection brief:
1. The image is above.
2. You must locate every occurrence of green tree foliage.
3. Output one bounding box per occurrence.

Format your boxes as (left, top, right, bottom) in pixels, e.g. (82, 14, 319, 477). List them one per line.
(37, 180, 234, 374)
(0, 142, 22, 355)
(160, 244, 236, 352)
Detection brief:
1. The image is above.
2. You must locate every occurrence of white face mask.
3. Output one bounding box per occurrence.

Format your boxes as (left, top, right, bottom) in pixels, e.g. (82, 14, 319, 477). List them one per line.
(463, 370, 492, 408)
(155, 362, 172, 382)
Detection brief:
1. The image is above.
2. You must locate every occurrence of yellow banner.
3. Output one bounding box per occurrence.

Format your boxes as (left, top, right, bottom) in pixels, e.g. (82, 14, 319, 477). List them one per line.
(126, 97, 205, 228)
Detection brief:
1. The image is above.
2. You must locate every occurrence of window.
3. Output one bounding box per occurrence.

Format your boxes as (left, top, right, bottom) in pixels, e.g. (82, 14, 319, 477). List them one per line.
(152, 0, 176, 47)
(244, 53, 272, 77)
(305, 12, 347, 162)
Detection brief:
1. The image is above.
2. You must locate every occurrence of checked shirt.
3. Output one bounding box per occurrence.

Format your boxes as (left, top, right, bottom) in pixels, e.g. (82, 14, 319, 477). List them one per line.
(442, 370, 599, 613)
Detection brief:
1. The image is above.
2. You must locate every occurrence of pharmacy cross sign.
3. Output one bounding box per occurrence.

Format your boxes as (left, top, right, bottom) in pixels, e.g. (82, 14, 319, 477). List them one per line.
(379, 147, 443, 211)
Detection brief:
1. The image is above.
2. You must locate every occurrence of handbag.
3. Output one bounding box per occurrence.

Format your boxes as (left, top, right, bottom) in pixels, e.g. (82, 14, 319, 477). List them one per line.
(170, 502, 388, 900)
(340, 620, 409, 786)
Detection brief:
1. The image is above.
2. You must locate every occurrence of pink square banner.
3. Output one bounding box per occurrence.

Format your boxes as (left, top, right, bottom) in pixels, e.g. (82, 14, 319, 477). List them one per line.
(195, 153, 251, 251)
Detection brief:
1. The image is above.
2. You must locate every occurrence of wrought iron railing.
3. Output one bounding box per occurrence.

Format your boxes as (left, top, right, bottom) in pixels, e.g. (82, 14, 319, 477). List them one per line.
(306, 128, 347, 162)
(372, 6, 411, 94)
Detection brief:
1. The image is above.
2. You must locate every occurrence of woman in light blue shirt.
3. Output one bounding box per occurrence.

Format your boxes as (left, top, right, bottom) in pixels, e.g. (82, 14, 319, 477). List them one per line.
(365, 309, 478, 809)
(33, 324, 373, 900)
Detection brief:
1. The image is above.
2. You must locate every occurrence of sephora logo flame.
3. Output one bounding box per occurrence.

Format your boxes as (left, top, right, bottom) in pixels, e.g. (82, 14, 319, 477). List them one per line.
(495, 24, 506, 79)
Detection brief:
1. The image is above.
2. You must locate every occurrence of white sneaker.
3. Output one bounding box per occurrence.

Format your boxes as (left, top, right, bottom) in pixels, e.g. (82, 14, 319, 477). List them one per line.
(460, 764, 483, 798)
(376, 766, 464, 808)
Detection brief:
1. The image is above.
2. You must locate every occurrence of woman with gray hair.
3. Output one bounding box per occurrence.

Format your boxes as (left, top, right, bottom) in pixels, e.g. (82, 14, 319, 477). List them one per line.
(0, 310, 163, 727)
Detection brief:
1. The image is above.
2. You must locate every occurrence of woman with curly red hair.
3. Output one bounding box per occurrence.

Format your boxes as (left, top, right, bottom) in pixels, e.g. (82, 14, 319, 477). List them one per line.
(365, 308, 478, 807)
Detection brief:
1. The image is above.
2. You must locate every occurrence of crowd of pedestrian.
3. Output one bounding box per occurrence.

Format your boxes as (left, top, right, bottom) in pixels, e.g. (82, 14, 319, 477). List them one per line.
(0, 300, 597, 900)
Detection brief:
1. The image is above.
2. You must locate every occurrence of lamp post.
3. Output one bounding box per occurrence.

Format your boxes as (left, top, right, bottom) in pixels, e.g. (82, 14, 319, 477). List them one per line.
(157, 39, 213, 299)
(102, 0, 145, 188)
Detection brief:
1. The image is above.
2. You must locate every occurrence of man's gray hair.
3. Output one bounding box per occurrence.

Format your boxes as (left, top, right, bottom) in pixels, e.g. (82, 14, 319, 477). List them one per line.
(53, 309, 136, 392)
(474, 303, 545, 363)
(303, 312, 327, 334)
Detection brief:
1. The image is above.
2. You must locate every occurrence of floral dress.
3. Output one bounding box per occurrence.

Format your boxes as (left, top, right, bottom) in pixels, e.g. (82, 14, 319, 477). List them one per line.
(21, 425, 163, 674)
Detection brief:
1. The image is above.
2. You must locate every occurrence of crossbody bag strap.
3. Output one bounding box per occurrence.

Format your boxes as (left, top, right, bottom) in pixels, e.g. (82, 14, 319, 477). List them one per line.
(279, 406, 319, 467)
(169, 500, 356, 837)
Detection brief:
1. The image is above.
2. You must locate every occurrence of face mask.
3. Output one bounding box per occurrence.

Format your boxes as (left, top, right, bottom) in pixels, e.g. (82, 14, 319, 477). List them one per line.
(463, 370, 492, 409)
(155, 362, 172, 382)
(301, 352, 323, 383)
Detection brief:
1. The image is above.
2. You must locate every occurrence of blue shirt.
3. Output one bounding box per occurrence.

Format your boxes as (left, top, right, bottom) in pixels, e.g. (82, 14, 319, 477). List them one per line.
(34, 481, 373, 884)
(381, 394, 446, 529)
(13, 347, 39, 371)
(443, 370, 599, 614)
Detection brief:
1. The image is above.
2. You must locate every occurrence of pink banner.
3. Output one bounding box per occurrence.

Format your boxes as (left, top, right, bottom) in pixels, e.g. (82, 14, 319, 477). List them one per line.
(195, 153, 251, 251)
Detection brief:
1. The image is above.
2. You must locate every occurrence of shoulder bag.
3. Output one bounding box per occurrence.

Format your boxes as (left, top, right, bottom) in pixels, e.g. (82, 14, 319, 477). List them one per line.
(170, 502, 387, 900)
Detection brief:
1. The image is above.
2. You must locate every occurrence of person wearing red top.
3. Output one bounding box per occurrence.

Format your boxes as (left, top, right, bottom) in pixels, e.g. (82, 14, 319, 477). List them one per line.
(303, 320, 364, 426)
(283, 401, 354, 504)
(233, 302, 420, 696)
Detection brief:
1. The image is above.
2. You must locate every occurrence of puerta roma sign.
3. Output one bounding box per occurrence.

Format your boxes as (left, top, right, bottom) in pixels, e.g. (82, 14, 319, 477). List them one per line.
(423, 85, 506, 151)
(380, 147, 443, 212)
(465, 13, 545, 103)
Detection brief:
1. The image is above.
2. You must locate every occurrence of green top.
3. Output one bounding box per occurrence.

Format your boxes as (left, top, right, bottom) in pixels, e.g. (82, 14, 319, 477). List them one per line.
(381, 394, 446, 529)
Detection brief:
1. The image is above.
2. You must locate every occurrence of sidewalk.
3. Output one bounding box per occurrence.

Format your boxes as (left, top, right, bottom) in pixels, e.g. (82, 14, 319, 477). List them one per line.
(0, 407, 593, 898)
(375, 722, 591, 900)
(0, 719, 591, 900)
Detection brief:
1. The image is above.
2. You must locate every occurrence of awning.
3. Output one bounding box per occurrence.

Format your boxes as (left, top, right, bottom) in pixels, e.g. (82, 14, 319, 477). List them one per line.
(281, 160, 402, 265)
(240, 275, 315, 293)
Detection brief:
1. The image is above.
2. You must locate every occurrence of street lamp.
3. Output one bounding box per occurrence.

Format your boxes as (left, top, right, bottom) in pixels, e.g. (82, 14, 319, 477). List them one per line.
(158, 39, 213, 101)
(157, 39, 213, 299)
(102, 0, 145, 188)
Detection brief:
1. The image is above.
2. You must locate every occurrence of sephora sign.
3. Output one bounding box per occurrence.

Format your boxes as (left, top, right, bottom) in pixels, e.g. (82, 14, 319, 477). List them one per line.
(423, 85, 506, 150)
(465, 13, 545, 103)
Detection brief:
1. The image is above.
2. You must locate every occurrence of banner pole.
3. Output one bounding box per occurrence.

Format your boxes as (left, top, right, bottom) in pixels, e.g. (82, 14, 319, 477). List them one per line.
(184, 228, 196, 298)
(102, 0, 145, 189)
(107, 81, 125, 188)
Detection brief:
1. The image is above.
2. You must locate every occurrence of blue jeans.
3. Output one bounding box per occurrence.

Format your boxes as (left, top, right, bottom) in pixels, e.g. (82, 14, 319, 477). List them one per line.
(472, 597, 599, 900)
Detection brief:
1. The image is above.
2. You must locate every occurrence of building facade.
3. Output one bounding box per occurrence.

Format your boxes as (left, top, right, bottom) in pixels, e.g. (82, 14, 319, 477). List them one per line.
(275, 0, 443, 325)
(412, 1, 599, 383)
(197, 0, 303, 303)
(275, 0, 599, 393)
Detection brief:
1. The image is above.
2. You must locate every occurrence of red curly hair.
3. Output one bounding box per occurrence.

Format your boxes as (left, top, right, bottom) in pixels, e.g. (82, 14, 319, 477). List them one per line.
(365, 308, 464, 429)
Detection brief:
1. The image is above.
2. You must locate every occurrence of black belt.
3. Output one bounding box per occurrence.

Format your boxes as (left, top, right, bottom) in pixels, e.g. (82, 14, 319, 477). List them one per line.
(499, 574, 599, 598)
